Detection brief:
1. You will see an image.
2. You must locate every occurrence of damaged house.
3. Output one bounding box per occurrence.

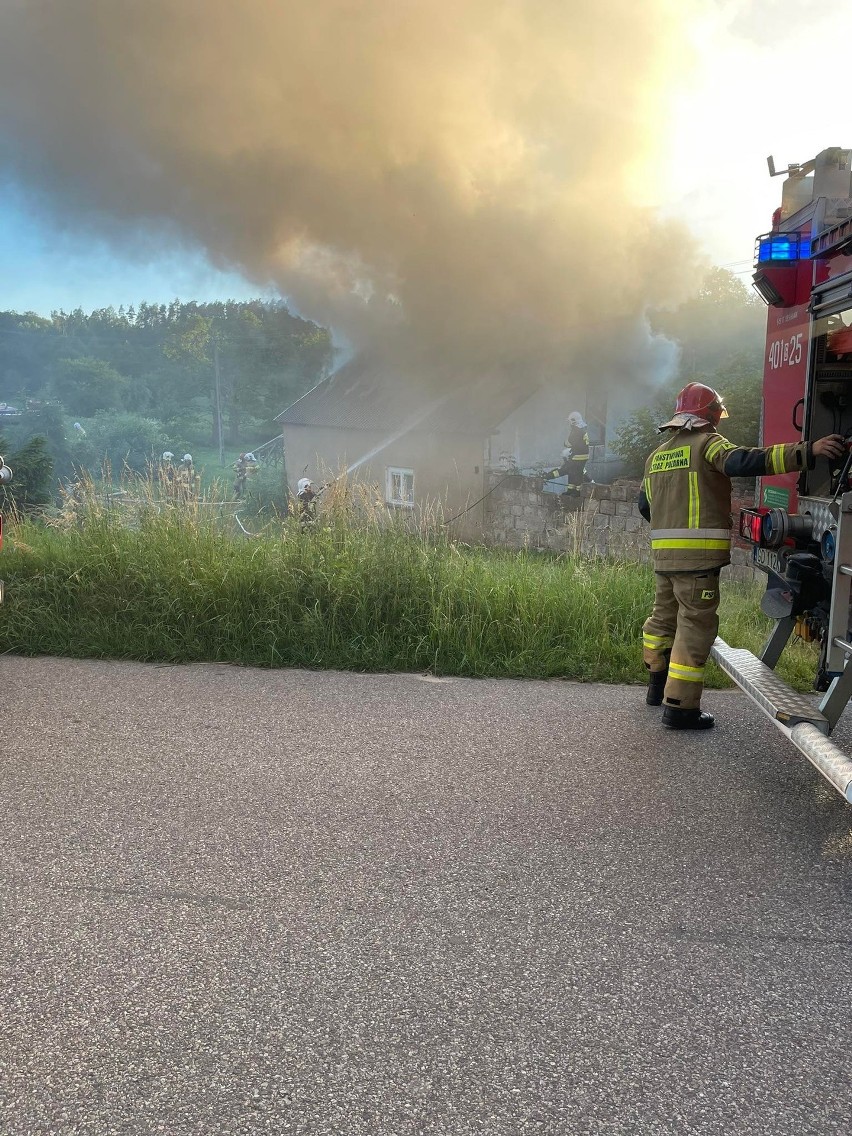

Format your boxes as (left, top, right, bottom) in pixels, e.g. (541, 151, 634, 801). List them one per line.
(276, 354, 517, 529)
(276, 354, 624, 528)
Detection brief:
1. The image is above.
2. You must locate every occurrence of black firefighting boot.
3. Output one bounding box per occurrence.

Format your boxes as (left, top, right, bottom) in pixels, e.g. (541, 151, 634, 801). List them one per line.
(646, 670, 668, 707)
(662, 705, 715, 730)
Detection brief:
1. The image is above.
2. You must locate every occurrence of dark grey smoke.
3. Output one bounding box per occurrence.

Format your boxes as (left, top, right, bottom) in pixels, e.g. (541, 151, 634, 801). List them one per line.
(0, 0, 702, 385)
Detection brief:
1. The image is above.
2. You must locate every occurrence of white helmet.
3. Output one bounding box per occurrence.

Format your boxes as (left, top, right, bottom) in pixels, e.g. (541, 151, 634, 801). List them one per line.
(182, 454, 193, 464)
(162, 451, 174, 461)
(568, 411, 587, 428)
(297, 477, 312, 493)
(244, 452, 257, 462)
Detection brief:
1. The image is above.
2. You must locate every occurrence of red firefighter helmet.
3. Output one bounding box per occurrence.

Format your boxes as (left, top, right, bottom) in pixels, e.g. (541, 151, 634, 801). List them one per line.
(665, 382, 729, 428)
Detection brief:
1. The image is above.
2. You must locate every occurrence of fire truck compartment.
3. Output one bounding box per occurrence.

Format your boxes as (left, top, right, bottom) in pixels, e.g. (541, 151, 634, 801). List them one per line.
(804, 304, 852, 497)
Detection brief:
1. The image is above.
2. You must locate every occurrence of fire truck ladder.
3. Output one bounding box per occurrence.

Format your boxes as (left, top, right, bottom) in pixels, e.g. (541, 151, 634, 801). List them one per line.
(809, 214, 852, 259)
(711, 495, 852, 803)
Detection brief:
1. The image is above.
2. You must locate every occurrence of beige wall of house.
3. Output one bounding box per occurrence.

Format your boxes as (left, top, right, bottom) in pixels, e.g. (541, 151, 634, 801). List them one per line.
(282, 424, 487, 529)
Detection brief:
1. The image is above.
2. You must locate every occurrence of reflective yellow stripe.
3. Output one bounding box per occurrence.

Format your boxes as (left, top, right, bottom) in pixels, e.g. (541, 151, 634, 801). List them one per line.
(669, 662, 705, 683)
(687, 473, 694, 527)
(652, 527, 730, 539)
(705, 438, 737, 464)
(644, 477, 652, 503)
(688, 472, 699, 528)
(769, 444, 786, 474)
(571, 454, 588, 461)
(694, 473, 701, 527)
(651, 538, 730, 550)
(643, 635, 673, 649)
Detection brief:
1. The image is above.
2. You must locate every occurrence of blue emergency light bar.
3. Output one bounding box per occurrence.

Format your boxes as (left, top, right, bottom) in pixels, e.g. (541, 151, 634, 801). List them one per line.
(756, 233, 811, 264)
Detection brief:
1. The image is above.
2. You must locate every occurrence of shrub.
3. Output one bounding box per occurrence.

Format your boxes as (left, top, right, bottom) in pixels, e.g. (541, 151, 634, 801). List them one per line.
(73, 411, 168, 475)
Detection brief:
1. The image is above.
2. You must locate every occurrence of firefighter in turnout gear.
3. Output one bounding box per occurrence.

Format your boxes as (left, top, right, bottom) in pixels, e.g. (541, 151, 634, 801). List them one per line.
(548, 411, 591, 492)
(176, 454, 200, 503)
(638, 382, 845, 730)
(233, 452, 258, 499)
(296, 477, 318, 527)
(158, 451, 177, 499)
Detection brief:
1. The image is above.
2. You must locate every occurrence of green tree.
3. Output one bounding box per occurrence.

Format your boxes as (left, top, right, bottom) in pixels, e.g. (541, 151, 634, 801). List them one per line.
(74, 411, 168, 476)
(164, 302, 334, 454)
(713, 353, 762, 446)
(613, 268, 767, 477)
(612, 404, 668, 480)
(0, 299, 333, 494)
(651, 268, 765, 376)
(0, 434, 54, 511)
(52, 357, 130, 417)
(0, 400, 74, 488)
(612, 358, 763, 478)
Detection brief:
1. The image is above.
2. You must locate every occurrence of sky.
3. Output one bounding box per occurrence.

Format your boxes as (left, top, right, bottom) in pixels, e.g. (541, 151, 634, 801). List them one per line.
(0, 0, 849, 328)
(0, 184, 267, 315)
(655, 0, 852, 279)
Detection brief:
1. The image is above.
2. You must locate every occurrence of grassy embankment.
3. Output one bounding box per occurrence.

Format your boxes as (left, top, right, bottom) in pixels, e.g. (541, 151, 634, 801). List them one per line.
(0, 480, 818, 690)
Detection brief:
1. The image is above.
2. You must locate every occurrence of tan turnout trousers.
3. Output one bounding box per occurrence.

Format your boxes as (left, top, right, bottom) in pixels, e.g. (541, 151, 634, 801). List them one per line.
(642, 570, 721, 710)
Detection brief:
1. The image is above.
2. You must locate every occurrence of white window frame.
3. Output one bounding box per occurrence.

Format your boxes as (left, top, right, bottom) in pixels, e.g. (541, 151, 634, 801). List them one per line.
(385, 466, 415, 508)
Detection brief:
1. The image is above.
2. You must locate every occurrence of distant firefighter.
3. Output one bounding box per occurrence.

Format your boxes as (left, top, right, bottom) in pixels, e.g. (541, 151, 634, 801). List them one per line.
(176, 453, 199, 503)
(158, 451, 178, 498)
(548, 410, 591, 494)
(232, 451, 259, 499)
(296, 476, 318, 527)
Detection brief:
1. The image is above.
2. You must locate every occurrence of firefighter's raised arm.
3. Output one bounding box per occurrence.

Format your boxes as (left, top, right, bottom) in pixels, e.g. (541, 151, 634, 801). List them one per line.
(705, 433, 846, 479)
(708, 437, 794, 476)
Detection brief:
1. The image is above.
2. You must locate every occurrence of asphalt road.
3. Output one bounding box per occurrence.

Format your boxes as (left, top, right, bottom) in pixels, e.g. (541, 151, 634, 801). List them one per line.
(2, 655, 852, 1136)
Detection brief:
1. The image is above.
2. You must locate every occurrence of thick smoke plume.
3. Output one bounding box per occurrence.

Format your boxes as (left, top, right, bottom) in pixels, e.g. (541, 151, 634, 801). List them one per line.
(0, 0, 700, 387)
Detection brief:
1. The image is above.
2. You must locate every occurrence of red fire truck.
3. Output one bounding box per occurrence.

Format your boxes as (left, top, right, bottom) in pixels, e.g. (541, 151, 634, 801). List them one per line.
(714, 146, 852, 800)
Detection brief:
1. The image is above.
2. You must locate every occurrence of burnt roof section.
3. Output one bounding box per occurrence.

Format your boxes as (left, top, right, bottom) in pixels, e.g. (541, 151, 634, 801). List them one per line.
(276, 353, 531, 435)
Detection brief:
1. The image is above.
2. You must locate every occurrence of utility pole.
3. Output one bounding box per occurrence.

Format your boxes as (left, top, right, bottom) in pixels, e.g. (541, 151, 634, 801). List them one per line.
(212, 333, 224, 467)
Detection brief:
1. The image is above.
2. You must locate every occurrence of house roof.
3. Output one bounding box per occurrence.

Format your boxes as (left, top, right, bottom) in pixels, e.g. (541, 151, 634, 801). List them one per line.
(276, 353, 532, 436)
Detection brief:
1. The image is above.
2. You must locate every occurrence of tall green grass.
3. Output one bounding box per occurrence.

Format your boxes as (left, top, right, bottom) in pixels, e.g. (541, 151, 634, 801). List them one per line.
(0, 483, 820, 689)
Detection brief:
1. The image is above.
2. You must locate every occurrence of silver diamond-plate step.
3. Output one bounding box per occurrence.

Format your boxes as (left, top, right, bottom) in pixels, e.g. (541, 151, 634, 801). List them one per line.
(711, 637, 829, 730)
(790, 723, 852, 802)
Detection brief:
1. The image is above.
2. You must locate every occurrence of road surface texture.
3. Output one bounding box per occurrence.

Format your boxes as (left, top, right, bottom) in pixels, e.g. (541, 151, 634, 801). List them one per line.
(1, 654, 852, 1136)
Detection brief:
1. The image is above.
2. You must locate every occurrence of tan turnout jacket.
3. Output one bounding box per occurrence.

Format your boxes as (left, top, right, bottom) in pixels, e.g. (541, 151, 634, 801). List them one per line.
(642, 427, 809, 571)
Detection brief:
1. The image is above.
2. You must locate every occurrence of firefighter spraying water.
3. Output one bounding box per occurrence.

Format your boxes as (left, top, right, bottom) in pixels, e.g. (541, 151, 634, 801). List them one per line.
(232, 452, 258, 500)
(547, 410, 592, 496)
(710, 145, 852, 801)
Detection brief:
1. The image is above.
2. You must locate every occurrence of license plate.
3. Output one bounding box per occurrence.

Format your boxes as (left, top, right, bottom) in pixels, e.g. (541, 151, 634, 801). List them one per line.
(754, 547, 784, 575)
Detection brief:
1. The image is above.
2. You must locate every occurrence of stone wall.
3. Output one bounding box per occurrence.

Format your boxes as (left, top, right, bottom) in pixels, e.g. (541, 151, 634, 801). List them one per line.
(484, 474, 759, 581)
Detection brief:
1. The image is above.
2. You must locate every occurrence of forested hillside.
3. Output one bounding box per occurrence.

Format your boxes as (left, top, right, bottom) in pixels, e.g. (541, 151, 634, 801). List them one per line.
(0, 299, 334, 500)
(0, 270, 765, 506)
